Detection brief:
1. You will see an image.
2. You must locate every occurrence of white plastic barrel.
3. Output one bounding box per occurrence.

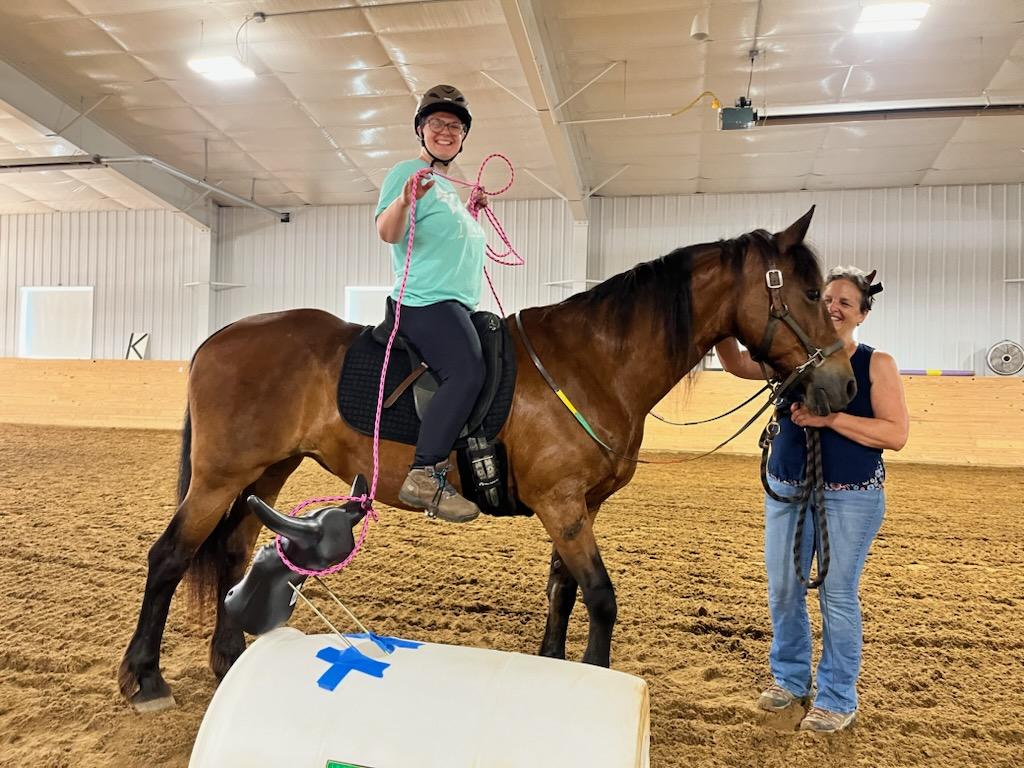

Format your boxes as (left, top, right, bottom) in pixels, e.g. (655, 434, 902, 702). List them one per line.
(190, 627, 650, 768)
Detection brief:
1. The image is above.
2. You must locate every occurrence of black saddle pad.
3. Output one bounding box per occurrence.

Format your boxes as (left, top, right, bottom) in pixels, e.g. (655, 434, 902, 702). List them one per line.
(337, 326, 516, 447)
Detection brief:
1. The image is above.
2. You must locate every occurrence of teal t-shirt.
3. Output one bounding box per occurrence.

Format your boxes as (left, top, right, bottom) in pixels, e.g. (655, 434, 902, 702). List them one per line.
(375, 159, 486, 309)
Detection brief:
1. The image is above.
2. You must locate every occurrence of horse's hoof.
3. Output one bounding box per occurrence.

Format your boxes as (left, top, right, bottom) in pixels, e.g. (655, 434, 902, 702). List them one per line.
(210, 641, 247, 680)
(130, 691, 177, 713)
(126, 674, 176, 714)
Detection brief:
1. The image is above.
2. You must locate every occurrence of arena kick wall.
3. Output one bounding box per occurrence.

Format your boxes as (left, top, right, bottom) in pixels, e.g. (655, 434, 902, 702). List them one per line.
(1, 359, 1020, 467)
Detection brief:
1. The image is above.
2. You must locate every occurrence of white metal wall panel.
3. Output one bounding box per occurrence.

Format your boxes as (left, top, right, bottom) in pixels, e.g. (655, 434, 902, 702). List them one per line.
(0, 210, 209, 360)
(214, 198, 575, 328)
(591, 184, 1024, 375)
(475, 198, 576, 315)
(215, 204, 383, 329)
(5, 186, 1017, 370)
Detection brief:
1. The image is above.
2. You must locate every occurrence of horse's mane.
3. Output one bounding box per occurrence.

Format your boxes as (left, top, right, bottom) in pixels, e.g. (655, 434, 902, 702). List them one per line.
(556, 229, 823, 367)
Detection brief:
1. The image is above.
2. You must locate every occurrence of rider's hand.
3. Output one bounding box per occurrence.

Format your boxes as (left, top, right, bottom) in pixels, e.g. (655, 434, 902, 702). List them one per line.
(469, 188, 489, 210)
(402, 173, 434, 206)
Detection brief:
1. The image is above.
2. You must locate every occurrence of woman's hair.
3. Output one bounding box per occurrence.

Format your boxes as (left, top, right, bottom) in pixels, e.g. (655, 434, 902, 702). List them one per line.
(825, 265, 882, 313)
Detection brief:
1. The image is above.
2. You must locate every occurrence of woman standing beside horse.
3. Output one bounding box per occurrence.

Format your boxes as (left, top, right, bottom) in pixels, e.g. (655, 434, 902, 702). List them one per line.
(717, 266, 909, 732)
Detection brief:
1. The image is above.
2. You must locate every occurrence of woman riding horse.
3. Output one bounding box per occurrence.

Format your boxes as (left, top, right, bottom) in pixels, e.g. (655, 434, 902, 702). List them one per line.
(118, 207, 855, 712)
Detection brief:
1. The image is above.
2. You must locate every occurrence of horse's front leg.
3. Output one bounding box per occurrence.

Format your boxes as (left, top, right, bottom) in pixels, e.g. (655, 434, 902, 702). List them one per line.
(537, 499, 617, 667)
(539, 545, 578, 659)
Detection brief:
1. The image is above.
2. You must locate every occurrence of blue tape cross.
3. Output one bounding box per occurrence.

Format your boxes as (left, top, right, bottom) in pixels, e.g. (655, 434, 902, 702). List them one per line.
(315, 646, 389, 691)
(347, 632, 424, 655)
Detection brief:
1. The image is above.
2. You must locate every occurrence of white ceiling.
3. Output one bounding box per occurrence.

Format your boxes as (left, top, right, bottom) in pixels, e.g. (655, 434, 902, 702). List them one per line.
(0, 0, 1021, 215)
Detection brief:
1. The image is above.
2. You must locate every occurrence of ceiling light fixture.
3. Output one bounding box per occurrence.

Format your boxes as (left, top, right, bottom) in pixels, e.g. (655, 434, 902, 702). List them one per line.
(854, 2, 929, 34)
(690, 9, 710, 41)
(756, 98, 1024, 127)
(187, 56, 256, 82)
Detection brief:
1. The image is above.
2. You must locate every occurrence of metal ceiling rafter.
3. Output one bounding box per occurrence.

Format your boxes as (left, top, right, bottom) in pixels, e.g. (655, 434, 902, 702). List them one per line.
(499, 0, 589, 222)
(0, 154, 291, 222)
(0, 58, 215, 228)
(88, 6, 302, 209)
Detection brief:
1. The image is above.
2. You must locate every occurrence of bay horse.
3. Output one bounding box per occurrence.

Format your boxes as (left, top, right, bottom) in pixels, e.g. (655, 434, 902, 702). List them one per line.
(118, 207, 855, 711)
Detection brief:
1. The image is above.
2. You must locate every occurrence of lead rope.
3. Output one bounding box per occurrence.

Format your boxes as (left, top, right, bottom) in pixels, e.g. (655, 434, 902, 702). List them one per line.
(759, 415, 831, 588)
(274, 156, 520, 577)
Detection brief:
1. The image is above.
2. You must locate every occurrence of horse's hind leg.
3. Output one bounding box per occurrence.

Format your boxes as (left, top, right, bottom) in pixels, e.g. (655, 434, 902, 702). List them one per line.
(539, 545, 579, 659)
(537, 500, 617, 667)
(118, 473, 255, 712)
(207, 456, 303, 679)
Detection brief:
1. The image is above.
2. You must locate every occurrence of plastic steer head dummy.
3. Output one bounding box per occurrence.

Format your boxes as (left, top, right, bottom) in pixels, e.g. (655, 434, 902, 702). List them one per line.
(224, 475, 369, 635)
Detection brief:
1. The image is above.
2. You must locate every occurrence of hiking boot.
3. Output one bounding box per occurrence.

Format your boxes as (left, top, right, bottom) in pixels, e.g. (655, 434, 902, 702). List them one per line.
(757, 683, 810, 712)
(799, 706, 856, 733)
(399, 461, 480, 523)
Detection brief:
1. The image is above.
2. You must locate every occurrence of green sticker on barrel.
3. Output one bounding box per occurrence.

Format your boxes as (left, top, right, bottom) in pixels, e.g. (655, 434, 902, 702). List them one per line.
(326, 762, 372, 768)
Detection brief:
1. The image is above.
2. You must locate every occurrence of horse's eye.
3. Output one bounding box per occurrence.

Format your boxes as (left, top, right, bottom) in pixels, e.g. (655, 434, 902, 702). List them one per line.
(806, 289, 820, 301)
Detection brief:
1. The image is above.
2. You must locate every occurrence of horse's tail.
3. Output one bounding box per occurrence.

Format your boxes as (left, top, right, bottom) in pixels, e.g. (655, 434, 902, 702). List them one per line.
(179, 399, 251, 625)
(186, 496, 252, 628)
(177, 398, 213, 616)
(177, 404, 192, 505)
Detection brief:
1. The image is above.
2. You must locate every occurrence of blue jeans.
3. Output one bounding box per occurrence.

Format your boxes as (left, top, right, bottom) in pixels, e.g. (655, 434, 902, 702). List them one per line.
(764, 477, 885, 713)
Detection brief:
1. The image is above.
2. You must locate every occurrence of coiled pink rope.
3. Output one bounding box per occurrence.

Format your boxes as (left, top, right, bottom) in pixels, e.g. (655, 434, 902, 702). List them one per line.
(274, 154, 520, 577)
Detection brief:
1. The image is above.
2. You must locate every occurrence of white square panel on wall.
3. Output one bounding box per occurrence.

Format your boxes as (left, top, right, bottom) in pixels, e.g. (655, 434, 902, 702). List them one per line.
(17, 286, 94, 359)
(344, 286, 393, 326)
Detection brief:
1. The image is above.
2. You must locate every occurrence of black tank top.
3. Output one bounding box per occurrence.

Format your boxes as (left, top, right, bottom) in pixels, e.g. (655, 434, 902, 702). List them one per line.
(768, 344, 883, 486)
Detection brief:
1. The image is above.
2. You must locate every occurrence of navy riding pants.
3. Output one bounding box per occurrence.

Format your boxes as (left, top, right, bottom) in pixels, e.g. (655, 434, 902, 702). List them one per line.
(396, 300, 485, 466)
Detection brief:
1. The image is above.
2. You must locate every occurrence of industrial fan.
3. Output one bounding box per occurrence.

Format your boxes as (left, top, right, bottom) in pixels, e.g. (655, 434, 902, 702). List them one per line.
(985, 339, 1024, 376)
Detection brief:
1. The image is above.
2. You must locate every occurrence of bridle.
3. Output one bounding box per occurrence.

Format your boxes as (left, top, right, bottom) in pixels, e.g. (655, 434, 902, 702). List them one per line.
(750, 264, 845, 404)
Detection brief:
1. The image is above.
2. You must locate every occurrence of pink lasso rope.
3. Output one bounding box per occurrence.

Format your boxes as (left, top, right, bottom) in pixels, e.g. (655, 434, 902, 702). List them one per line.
(273, 154, 523, 577)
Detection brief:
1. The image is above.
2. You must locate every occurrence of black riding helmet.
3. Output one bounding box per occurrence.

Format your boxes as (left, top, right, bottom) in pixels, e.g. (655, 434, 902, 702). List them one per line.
(414, 84, 471, 166)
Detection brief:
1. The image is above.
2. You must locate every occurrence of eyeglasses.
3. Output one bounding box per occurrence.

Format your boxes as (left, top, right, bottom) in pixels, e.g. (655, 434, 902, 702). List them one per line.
(424, 117, 466, 135)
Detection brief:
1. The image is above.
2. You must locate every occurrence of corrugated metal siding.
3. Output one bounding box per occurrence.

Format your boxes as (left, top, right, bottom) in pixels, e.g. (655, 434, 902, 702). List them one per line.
(591, 184, 1024, 375)
(215, 204, 382, 329)
(214, 198, 576, 327)
(475, 198, 576, 314)
(0, 210, 209, 360)
(5, 186, 1019, 370)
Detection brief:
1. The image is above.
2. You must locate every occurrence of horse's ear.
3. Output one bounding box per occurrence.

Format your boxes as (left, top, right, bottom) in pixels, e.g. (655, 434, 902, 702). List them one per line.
(775, 206, 815, 253)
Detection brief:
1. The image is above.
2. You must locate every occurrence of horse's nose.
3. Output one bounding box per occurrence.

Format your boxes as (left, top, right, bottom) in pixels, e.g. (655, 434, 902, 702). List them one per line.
(846, 377, 857, 401)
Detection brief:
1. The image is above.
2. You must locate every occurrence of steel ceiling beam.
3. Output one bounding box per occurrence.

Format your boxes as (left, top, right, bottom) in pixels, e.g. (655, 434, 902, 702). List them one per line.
(499, 0, 589, 222)
(0, 154, 290, 222)
(0, 57, 214, 229)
